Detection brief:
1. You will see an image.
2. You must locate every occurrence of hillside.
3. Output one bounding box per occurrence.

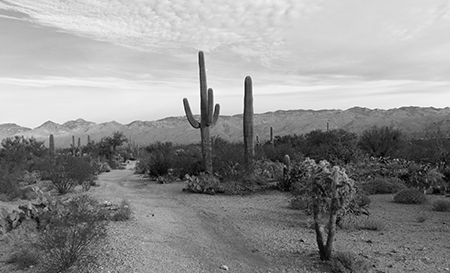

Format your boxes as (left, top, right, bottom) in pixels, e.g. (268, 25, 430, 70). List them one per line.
(1, 106, 450, 148)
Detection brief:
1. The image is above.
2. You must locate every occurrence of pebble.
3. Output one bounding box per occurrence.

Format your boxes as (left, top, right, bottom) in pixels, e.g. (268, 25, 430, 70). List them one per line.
(220, 265, 229, 270)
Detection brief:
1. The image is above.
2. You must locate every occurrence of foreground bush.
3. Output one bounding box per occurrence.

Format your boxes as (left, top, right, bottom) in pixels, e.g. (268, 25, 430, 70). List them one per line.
(393, 189, 427, 204)
(36, 195, 108, 272)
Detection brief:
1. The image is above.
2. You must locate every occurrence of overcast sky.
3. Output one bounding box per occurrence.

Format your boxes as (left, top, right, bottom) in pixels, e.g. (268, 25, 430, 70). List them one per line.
(1, 0, 450, 128)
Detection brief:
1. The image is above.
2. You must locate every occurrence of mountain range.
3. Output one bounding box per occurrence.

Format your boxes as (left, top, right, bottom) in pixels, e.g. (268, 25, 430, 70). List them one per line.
(1, 106, 450, 148)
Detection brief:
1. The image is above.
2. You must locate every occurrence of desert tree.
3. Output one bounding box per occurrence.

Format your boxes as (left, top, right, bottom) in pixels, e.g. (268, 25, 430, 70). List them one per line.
(358, 126, 403, 157)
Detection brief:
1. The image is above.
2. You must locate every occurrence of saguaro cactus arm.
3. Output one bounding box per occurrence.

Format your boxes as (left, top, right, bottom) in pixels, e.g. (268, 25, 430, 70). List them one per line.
(183, 98, 200, 128)
(211, 103, 220, 127)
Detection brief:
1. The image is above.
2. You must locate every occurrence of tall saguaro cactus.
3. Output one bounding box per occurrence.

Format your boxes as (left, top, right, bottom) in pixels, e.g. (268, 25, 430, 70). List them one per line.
(243, 76, 254, 172)
(183, 51, 220, 174)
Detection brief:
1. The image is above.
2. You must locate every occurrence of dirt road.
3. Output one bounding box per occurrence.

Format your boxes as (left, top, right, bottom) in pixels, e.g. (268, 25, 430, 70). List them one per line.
(88, 161, 328, 273)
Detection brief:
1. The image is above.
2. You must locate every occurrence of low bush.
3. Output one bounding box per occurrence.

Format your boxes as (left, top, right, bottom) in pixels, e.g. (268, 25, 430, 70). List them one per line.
(416, 212, 429, 223)
(5, 248, 40, 270)
(40, 155, 97, 195)
(393, 189, 427, 204)
(362, 177, 407, 195)
(329, 251, 372, 273)
(289, 196, 310, 210)
(109, 199, 132, 221)
(36, 195, 108, 273)
(355, 194, 371, 207)
(3, 219, 39, 270)
(0, 167, 21, 199)
(432, 200, 450, 212)
(360, 219, 385, 231)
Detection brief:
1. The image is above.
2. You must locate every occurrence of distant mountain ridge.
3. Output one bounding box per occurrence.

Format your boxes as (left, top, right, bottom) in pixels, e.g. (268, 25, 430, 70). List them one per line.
(1, 106, 450, 148)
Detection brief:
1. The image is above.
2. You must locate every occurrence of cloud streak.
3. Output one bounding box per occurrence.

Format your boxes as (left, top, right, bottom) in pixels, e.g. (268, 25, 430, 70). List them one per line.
(0, 0, 318, 67)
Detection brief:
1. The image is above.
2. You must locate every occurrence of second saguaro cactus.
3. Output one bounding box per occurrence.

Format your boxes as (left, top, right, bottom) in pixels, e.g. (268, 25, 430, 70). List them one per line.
(49, 134, 55, 156)
(243, 76, 254, 172)
(183, 51, 220, 174)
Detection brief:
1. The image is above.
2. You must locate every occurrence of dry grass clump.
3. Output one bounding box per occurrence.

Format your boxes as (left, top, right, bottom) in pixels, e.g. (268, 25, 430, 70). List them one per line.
(109, 199, 133, 221)
(431, 200, 450, 212)
(329, 251, 372, 273)
(359, 218, 386, 231)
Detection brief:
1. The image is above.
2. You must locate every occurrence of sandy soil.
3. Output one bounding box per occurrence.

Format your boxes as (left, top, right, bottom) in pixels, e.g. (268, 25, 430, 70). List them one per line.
(1, 161, 450, 272)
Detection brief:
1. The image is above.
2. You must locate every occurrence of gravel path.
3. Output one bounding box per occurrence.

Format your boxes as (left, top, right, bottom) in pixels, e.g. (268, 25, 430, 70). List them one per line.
(85, 161, 329, 273)
(3, 161, 450, 272)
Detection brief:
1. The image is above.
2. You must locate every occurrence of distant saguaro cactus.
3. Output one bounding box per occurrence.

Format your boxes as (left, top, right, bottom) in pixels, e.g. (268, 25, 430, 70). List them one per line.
(243, 76, 254, 172)
(71, 135, 76, 156)
(270, 127, 274, 146)
(78, 137, 81, 157)
(283, 154, 291, 180)
(183, 51, 220, 174)
(49, 134, 55, 156)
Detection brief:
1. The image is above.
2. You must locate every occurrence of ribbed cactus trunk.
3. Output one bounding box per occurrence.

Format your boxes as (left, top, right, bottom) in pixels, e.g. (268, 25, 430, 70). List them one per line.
(87, 135, 91, 144)
(270, 127, 274, 146)
(49, 134, 55, 156)
(183, 51, 220, 175)
(71, 135, 76, 156)
(243, 76, 254, 173)
(78, 137, 81, 157)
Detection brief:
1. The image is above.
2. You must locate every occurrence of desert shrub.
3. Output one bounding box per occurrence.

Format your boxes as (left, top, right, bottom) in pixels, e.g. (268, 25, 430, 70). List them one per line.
(212, 138, 246, 182)
(2, 219, 39, 269)
(5, 248, 40, 270)
(0, 164, 21, 199)
(432, 200, 450, 212)
(289, 195, 310, 210)
(148, 153, 172, 177)
(304, 129, 361, 164)
(358, 126, 403, 158)
(329, 251, 372, 273)
(360, 219, 385, 231)
(355, 194, 371, 207)
(20, 170, 41, 185)
(0, 136, 47, 173)
(171, 145, 203, 178)
(109, 199, 132, 221)
(262, 143, 303, 163)
(393, 189, 427, 204)
(400, 164, 445, 190)
(36, 195, 108, 273)
(40, 155, 97, 195)
(362, 177, 407, 195)
(138, 142, 174, 177)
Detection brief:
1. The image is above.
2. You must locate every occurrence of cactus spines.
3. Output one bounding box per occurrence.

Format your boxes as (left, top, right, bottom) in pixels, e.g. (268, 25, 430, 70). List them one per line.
(243, 76, 254, 172)
(49, 134, 55, 156)
(183, 51, 220, 174)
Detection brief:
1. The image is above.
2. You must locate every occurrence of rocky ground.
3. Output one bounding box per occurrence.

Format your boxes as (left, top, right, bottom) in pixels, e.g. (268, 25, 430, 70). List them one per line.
(1, 161, 450, 272)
